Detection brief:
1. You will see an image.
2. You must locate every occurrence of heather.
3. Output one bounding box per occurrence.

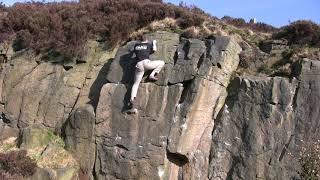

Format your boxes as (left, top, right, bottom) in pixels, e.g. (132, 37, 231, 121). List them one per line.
(273, 20, 320, 47)
(221, 16, 277, 33)
(0, 0, 318, 64)
(0, 0, 206, 60)
(0, 150, 37, 178)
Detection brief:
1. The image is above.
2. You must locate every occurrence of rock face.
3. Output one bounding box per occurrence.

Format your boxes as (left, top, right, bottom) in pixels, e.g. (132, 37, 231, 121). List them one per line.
(209, 59, 320, 179)
(259, 39, 288, 54)
(0, 117, 19, 141)
(1, 30, 319, 180)
(64, 104, 96, 179)
(95, 32, 241, 179)
(0, 41, 116, 131)
(0, 40, 115, 179)
(18, 124, 56, 149)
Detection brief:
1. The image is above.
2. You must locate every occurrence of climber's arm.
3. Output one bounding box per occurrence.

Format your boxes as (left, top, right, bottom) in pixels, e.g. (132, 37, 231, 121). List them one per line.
(152, 40, 157, 52)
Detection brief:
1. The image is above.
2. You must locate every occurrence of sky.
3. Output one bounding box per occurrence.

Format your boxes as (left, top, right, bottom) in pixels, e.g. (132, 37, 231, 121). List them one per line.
(165, 0, 320, 27)
(1, 0, 320, 27)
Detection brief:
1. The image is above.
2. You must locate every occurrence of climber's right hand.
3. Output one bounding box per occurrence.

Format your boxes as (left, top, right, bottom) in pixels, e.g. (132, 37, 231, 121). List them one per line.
(130, 97, 135, 103)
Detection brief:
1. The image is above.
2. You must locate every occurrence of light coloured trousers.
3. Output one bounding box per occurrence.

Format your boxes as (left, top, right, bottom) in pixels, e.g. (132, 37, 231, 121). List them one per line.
(131, 59, 165, 101)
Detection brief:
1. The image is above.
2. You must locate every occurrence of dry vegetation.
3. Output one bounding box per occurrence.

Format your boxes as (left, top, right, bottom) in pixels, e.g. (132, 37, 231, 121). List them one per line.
(0, 131, 77, 179)
(0, 150, 37, 179)
(273, 20, 320, 47)
(221, 16, 277, 33)
(0, 0, 207, 60)
(0, 0, 279, 62)
(298, 140, 320, 180)
(236, 20, 320, 76)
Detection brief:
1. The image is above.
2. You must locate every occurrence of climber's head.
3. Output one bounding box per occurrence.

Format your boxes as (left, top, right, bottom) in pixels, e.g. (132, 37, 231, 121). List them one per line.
(140, 34, 148, 42)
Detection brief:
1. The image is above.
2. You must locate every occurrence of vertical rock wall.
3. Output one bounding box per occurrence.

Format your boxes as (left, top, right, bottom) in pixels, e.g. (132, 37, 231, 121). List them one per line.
(0, 41, 117, 131)
(209, 59, 320, 179)
(1, 30, 319, 180)
(95, 32, 241, 179)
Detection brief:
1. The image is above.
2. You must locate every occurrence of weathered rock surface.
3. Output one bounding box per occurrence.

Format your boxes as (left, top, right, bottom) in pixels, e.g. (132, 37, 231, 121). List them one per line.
(1, 30, 319, 180)
(106, 31, 180, 86)
(209, 58, 320, 180)
(166, 36, 241, 180)
(64, 104, 96, 180)
(292, 59, 320, 142)
(0, 41, 116, 131)
(0, 115, 19, 141)
(259, 39, 288, 54)
(31, 167, 52, 180)
(95, 32, 241, 179)
(18, 124, 54, 149)
(0, 41, 13, 61)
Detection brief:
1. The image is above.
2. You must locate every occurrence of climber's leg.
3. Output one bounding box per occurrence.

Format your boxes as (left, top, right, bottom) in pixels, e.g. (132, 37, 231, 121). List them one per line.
(144, 60, 165, 80)
(130, 61, 145, 103)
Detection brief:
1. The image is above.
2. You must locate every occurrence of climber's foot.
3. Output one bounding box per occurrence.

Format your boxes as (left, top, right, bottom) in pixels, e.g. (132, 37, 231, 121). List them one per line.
(129, 98, 135, 107)
(125, 108, 138, 114)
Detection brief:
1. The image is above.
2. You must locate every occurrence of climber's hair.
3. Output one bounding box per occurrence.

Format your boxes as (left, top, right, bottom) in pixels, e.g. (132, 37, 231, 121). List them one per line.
(140, 34, 148, 42)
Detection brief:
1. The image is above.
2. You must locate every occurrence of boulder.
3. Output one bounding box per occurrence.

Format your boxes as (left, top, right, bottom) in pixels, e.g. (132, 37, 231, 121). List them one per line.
(169, 38, 206, 84)
(18, 124, 54, 149)
(30, 168, 52, 180)
(56, 167, 79, 180)
(166, 36, 241, 179)
(208, 58, 320, 179)
(0, 41, 14, 61)
(30, 166, 79, 180)
(95, 33, 241, 179)
(209, 76, 298, 179)
(1, 29, 319, 180)
(64, 104, 96, 180)
(259, 39, 288, 54)
(292, 59, 320, 144)
(0, 40, 111, 131)
(95, 83, 183, 179)
(0, 119, 19, 141)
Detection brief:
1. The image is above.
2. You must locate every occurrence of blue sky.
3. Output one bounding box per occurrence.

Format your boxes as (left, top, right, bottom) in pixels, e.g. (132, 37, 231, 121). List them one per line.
(165, 0, 320, 27)
(2, 0, 319, 27)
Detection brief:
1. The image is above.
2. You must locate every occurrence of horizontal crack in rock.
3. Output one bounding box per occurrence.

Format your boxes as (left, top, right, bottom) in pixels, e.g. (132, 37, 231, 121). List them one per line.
(167, 150, 189, 167)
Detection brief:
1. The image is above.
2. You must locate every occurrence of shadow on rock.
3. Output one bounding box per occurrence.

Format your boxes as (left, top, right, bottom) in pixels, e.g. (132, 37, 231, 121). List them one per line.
(121, 84, 134, 112)
(88, 59, 113, 111)
(119, 50, 135, 84)
(119, 49, 136, 112)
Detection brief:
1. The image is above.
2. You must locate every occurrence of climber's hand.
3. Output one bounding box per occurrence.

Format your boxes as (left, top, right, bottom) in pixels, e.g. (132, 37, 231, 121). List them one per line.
(152, 40, 157, 51)
(130, 97, 135, 103)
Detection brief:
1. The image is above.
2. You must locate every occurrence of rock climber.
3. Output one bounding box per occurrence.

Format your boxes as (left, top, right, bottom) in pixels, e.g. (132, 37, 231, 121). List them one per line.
(130, 35, 165, 105)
